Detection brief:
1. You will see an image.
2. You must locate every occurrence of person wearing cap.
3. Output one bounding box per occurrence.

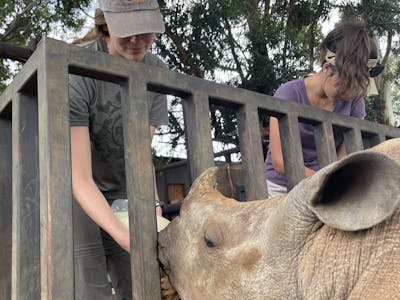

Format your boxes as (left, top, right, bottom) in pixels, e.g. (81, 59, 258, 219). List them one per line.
(264, 20, 384, 197)
(69, 0, 167, 299)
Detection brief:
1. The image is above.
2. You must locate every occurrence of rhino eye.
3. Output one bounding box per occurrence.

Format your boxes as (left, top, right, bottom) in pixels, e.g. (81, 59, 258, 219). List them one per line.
(204, 233, 215, 248)
(203, 220, 223, 248)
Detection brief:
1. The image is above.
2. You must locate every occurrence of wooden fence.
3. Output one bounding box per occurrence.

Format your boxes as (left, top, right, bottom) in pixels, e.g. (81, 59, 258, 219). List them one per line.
(0, 37, 399, 299)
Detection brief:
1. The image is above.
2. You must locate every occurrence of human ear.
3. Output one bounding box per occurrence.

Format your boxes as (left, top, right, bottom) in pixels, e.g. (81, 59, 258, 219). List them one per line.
(322, 62, 331, 73)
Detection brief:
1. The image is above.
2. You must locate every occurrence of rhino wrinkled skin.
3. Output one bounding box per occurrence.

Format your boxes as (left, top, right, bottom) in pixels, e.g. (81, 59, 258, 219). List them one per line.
(158, 138, 400, 300)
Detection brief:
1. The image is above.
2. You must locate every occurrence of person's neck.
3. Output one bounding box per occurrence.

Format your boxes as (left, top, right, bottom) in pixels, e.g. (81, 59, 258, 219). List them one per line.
(304, 73, 335, 111)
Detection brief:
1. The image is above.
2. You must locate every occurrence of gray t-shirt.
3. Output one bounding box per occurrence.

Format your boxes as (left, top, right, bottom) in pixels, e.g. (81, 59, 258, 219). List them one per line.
(264, 77, 366, 187)
(69, 39, 168, 200)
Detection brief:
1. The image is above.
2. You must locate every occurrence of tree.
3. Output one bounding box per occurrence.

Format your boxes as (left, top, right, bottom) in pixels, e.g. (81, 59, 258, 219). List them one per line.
(154, 0, 331, 157)
(0, 0, 92, 91)
(157, 0, 330, 92)
(392, 55, 400, 126)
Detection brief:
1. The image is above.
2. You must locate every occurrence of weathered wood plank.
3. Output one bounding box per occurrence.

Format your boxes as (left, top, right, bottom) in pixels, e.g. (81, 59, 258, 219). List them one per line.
(278, 114, 306, 191)
(237, 104, 268, 200)
(183, 92, 214, 181)
(121, 74, 161, 300)
(343, 128, 364, 154)
(12, 93, 40, 300)
(314, 122, 337, 168)
(0, 119, 12, 300)
(37, 39, 73, 300)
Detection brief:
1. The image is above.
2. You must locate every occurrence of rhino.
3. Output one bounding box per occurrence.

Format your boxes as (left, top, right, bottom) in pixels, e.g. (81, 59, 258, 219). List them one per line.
(158, 138, 400, 299)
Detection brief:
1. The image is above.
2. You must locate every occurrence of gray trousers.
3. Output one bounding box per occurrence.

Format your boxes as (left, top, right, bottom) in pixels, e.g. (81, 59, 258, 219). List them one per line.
(73, 199, 132, 300)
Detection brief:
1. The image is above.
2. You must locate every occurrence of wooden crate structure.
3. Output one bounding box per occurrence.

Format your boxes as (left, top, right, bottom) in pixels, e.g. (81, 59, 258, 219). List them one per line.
(0, 38, 399, 299)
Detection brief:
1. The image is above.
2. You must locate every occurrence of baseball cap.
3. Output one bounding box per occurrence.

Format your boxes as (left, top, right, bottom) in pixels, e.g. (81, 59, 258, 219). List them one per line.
(99, 0, 165, 38)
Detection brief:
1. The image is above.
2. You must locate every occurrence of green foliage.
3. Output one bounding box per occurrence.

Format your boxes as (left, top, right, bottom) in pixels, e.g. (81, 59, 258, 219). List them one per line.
(392, 57, 400, 125)
(0, 60, 10, 91)
(365, 95, 383, 123)
(155, 0, 331, 151)
(341, 0, 400, 36)
(0, 0, 91, 92)
(0, 0, 91, 44)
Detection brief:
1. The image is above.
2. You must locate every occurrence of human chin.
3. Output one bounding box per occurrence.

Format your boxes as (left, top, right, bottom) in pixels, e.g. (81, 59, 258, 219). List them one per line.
(124, 51, 146, 61)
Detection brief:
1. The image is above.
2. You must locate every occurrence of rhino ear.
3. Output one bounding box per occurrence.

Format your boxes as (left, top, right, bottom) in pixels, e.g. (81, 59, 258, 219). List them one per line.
(307, 151, 400, 231)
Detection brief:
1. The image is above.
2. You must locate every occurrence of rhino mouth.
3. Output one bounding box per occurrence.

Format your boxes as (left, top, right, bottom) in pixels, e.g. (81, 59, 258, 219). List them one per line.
(158, 233, 181, 299)
(158, 235, 170, 272)
(159, 264, 181, 300)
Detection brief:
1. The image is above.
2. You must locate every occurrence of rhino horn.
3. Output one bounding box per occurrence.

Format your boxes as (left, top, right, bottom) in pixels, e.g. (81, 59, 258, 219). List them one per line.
(187, 167, 220, 198)
(302, 151, 400, 231)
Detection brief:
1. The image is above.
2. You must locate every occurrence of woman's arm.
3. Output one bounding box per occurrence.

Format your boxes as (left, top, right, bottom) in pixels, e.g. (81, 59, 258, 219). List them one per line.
(71, 126, 131, 252)
(269, 117, 316, 177)
(337, 142, 347, 160)
(269, 117, 285, 175)
(150, 125, 162, 216)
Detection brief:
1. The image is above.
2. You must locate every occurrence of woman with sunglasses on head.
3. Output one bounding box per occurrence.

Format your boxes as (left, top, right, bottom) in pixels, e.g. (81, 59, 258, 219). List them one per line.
(264, 20, 383, 198)
(69, 0, 168, 299)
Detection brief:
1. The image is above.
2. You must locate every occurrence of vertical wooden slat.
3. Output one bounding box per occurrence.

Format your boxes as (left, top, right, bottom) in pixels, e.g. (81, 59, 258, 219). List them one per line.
(361, 133, 383, 150)
(237, 104, 268, 200)
(183, 93, 214, 181)
(0, 118, 12, 300)
(121, 75, 160, 300)
(314, 122, 337, 168)
(278, 114, 305, 191)
(37, 40, 73, 300)
(377, 132, 386, 143)
(343, 127, 364, 154)
(183, 92, 214, 181)
(12, 93, 40, 300)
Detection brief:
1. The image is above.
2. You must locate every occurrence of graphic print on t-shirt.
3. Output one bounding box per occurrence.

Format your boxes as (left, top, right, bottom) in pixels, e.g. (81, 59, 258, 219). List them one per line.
(91, 91, 125, 161)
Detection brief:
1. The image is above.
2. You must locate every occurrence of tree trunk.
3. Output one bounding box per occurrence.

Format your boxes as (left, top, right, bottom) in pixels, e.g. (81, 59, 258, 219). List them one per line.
(382, 55, 395, 126)
(379, 31, 394, 126)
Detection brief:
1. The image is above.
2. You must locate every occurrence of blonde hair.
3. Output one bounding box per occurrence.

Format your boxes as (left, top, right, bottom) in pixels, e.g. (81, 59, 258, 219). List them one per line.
(72, 9, 108, 45)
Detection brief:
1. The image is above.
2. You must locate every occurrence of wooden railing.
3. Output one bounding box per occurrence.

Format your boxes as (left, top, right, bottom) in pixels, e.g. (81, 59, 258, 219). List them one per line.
(0, 38, 399, 299)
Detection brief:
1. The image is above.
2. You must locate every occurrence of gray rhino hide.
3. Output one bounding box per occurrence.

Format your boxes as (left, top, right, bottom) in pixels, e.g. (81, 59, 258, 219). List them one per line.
(158, 138, 400, 299)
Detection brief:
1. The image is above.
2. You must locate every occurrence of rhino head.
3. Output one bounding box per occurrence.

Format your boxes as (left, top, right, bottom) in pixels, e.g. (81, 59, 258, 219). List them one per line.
(158, 149, 400, 299)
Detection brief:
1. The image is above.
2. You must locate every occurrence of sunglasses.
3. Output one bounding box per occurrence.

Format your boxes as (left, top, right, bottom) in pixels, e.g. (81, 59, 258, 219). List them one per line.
(369, 63, 384, 77)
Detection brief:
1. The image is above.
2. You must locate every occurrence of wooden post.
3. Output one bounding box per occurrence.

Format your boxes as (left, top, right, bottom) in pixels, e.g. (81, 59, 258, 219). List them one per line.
(183, 92, 214, 181)
(12, 93, 40, 299)
(237, 104, 268, 200)
(0, 118, 12, 300)
(37, 39, 74, 300)
(121, 75, 161, 299)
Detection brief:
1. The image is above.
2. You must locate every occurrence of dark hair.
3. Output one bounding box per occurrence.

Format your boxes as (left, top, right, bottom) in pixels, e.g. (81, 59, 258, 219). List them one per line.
(72, 9, 109, 45)
(319, 20, 376, 97)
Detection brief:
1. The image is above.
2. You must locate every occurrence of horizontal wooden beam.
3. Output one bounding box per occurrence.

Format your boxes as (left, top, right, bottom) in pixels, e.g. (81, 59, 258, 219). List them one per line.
(0, 39, 37, 62)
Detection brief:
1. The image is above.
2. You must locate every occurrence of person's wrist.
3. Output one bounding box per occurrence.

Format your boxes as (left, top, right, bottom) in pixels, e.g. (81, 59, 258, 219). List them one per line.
(156, 205, 162, 216)
(112, 221, 130, 252)
(155, 199, 161, 207)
